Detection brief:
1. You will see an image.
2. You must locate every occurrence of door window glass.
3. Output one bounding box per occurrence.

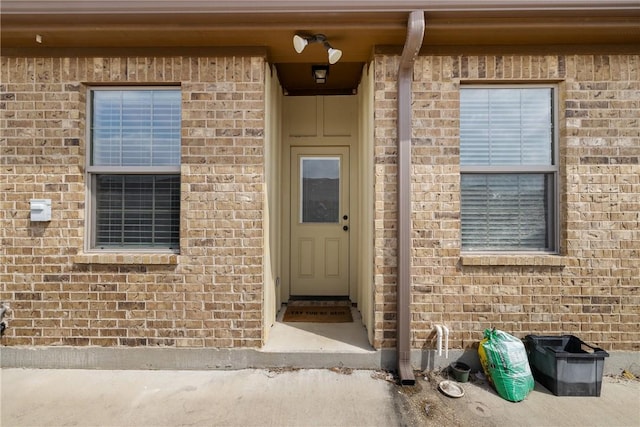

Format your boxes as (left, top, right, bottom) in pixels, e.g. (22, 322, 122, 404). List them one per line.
(300, 157, 340, 223)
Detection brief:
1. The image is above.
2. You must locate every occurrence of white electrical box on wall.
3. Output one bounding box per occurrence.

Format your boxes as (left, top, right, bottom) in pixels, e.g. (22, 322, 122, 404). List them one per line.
(30, 199, 51, 222)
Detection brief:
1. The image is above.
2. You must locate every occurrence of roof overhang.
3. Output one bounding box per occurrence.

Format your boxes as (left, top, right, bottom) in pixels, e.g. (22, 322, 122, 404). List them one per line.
(2, 1, 639, 95)
(4, 0, 640, 14)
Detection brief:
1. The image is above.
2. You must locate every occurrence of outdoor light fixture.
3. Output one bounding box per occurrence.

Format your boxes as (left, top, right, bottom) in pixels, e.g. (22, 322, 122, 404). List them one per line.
(293, 33, 342, 64)
(312, 65, 329, 84)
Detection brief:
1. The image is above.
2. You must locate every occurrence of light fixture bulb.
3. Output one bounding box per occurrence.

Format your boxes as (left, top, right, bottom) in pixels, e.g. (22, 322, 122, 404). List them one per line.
(312, 65, 329, 84)
(293, 35, 308, 53)
(315, 69, 327, 79)
(327, 48, 342, 65)
(294, 33, 343, 64)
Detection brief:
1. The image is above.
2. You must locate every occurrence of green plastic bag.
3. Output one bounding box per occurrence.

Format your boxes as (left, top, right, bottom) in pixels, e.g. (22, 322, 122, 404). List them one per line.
(478, 328, 534, 402)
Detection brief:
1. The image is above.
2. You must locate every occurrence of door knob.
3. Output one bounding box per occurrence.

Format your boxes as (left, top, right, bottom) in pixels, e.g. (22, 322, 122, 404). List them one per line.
(343, 215, 348, 220)
(343, 225, 349, 231)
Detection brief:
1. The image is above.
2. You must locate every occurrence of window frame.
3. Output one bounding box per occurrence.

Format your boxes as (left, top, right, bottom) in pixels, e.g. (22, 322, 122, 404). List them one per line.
(459, 84, 560, 254)
(85, 86, 181, 253)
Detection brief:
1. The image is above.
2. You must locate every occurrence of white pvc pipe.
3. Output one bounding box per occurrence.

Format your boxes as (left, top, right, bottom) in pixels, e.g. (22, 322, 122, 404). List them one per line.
(442, 325, 449, 359)
(434, 324, 442, 357)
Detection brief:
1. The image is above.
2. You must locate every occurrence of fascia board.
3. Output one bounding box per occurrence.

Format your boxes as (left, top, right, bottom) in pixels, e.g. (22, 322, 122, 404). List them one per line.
(3, 0, 640, 14)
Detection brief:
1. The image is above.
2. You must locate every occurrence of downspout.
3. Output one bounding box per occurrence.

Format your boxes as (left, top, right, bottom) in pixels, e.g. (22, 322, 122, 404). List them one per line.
(397, 10, 425, 386)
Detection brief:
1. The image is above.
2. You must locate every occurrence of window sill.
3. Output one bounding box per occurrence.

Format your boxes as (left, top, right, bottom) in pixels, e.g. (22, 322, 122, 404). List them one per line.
(460, 254, 568, 267)
(73, 252, 179, 265)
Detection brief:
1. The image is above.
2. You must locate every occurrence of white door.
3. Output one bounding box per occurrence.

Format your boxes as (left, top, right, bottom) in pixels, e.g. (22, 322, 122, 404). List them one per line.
(290, 146, 350, 296)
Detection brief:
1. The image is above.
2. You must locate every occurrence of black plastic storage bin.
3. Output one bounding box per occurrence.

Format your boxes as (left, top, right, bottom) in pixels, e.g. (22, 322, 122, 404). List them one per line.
(524, 335, 609, 396)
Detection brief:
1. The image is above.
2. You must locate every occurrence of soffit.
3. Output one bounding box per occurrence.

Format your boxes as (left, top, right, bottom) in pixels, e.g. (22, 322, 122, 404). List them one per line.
(2, 6, 639, 95)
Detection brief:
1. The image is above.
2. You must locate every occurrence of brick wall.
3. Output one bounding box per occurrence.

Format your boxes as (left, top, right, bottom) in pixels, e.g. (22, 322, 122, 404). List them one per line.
(373, 54, 639, 351)
(0, 56, 266, 347)
(1, 53, 638, 353)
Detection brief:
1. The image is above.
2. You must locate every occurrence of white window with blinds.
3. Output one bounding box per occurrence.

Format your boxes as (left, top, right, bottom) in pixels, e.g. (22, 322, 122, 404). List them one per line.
(87, 88, 181, 251)
(460, 86, 558, 252)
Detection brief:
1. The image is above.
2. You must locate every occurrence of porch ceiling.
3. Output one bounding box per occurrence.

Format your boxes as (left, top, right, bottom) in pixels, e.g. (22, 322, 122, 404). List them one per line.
(2, 2, 639, 95)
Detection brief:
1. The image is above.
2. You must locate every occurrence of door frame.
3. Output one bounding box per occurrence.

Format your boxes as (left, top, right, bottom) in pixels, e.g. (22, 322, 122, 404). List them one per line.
(280, 96, 359, 303)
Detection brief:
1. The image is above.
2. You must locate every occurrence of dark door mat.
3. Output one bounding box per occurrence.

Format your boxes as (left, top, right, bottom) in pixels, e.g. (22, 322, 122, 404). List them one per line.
(282, 305, 353, 323)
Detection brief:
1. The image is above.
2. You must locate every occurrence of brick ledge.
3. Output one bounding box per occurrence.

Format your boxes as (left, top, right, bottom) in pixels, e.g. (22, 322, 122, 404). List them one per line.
(460, 254, 568, 267)
(73, 252, 179, 265)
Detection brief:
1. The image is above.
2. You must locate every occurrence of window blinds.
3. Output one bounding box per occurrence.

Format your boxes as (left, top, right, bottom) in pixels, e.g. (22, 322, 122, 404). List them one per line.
(92, 90, 181, 167)
(460, 88, 554, 251)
